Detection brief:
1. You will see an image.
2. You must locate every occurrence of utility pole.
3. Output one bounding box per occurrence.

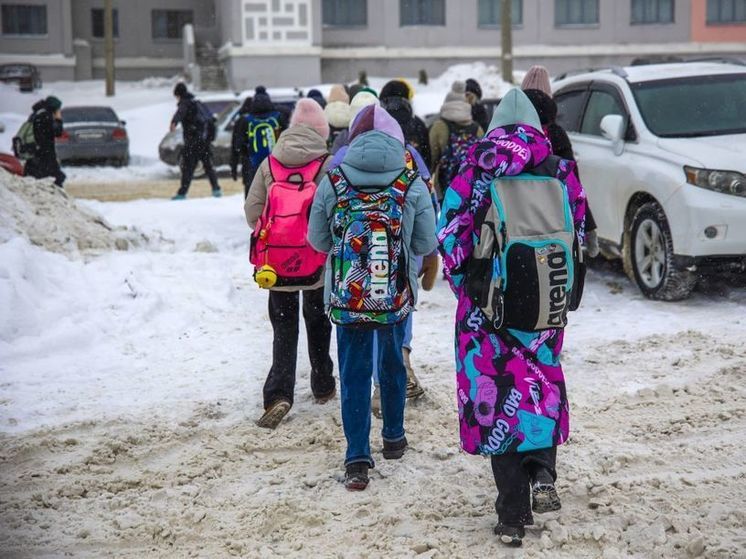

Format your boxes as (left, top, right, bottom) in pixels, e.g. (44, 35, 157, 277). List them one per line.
(501, 0, 514, 84)
(104, 0, 115, 96)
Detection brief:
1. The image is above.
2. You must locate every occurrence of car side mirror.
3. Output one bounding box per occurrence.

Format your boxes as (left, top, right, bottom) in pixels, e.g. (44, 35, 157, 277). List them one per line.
(600, 114, 625, 156)
(120, 120, 126, 126)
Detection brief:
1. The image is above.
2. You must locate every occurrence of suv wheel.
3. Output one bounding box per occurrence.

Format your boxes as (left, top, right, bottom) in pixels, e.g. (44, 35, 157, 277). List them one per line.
(628, 202, 697, 301)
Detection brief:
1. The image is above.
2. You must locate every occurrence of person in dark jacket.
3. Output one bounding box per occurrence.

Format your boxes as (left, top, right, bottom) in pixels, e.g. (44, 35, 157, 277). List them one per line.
(230, 86, 284, 198)
(24, 96, 65, 187)
(379, 79, 432, 169)
(170, 82, 222, 200)
(523, 88, 600, 256)
(523, 89, 574, 160)
(230, 96, 254, 191)
(466, 78, 490, 132)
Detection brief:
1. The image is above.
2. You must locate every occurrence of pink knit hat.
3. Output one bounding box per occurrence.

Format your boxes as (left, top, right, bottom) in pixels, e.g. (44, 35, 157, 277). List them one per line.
(521, 65, 552, 97)
(290, 98, 330, 139)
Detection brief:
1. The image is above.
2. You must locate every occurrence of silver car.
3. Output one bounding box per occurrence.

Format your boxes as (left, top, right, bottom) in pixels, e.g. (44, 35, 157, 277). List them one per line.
(56, 106, 129, 167)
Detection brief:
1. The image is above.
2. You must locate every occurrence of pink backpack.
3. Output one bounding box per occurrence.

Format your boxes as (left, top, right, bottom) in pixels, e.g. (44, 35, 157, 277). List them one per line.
(250, 155, 328, 289)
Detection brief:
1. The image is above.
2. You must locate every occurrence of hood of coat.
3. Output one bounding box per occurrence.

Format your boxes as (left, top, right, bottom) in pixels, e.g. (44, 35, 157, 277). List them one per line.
(489, 88, 543, 132)
(440, 100, 473, 125)
(467, 122, 552, 175)
(324, 100, 350, 129)
(32, 100, 47, 112)
(342, 130, 406, 175)
(470, 89, 551, 173)
(271, 124, 328, 167)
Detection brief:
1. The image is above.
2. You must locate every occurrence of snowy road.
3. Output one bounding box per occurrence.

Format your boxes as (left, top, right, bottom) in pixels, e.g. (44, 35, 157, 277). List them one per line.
(1, 191, 745, 557)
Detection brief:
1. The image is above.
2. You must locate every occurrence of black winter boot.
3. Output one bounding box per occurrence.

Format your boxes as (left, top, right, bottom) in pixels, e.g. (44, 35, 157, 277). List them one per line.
(494, 523, 525, 547)
(382, 437, 408, 460)
(344, 462, 369, 491)
(531, 467, 562, 513)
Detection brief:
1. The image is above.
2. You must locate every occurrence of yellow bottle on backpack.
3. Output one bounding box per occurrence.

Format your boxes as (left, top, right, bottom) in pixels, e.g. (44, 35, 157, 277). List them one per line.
(255, 265, 278, 289)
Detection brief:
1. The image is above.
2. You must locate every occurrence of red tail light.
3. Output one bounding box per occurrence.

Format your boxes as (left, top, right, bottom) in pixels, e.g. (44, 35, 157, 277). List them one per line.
(112, 127, 127, 140)
(56, 130, 70, 143)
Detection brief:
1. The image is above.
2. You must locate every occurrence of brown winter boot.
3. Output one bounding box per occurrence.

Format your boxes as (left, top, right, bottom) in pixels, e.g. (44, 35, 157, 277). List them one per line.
(256, 399, 291, 429)
(404, 348, 424, 400)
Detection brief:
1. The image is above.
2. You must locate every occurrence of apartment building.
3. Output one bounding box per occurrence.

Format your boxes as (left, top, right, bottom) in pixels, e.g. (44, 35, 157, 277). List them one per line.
(1, 0, 744, 88)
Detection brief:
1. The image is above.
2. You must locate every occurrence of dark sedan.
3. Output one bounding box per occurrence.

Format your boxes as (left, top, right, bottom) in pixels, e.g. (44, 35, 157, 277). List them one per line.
(0, 64, 42, 92)
(56, 106, 129, 167)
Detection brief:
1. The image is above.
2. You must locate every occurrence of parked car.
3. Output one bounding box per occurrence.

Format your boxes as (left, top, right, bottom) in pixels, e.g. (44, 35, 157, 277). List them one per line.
(55, 106, 129, 166)
(553, 61, 746, 300)
(0, 153, 24, 175)
(158, 90, 300, 172)
(0, 63, 42, 92)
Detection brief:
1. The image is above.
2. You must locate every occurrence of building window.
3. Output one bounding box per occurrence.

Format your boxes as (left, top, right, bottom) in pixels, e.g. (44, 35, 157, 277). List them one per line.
(91, 8, 120, 38)
(323, 0, 367, 26)
(706, 0, 746, 23)
(1, 4, 47, 35)
(151, 9, 193, 40)
(631, 0, 673, 24)
(400, 0, 445, 26)
(478, 0, 523, 27)
(555, 0, 599, 26)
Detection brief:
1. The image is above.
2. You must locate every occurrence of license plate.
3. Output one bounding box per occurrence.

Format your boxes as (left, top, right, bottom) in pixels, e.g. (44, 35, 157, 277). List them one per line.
(77, 131, 104, 140)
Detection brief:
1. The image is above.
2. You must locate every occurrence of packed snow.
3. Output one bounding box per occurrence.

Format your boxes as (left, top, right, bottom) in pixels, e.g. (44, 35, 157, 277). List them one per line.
(1, 166, 745, 557)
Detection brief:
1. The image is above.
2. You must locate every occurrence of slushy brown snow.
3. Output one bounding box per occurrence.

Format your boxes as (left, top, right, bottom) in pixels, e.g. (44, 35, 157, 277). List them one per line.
(1, 189, 745, 558)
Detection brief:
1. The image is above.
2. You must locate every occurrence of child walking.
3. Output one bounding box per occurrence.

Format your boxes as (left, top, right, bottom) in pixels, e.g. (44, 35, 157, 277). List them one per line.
(245, 98, 336, 429)
(437, 89, 587, 546)
(308, 105, 437, 490)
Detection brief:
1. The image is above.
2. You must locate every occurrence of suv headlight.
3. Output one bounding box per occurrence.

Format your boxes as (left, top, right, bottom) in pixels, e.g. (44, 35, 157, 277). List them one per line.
(684, 166, 746, 197)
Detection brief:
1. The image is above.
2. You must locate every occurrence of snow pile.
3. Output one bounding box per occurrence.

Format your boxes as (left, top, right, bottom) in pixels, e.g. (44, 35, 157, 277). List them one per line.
(0, 169, 145, 254)
(422, 61, 516, 99)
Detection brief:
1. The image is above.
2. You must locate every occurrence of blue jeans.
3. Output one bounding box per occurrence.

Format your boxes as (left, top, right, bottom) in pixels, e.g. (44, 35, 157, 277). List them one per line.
(337, 322, 408, 467)
(372, 313, 413, 382)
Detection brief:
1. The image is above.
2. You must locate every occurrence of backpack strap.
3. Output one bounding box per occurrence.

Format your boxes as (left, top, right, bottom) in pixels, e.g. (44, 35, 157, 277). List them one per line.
(390, 167, 418, 201)
(327, 165, 350, 197)
(268, 154, 327, 184)
(405, 145, 432, 181)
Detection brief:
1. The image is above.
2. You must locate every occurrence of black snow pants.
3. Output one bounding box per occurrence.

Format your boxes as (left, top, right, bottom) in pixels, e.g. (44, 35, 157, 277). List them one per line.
(178, 141, 220, 196)
(263, 288, 335, 409)
(24, 155, 66, 187)
(491, 447, 557, 527)
(242, 163, 257, 199)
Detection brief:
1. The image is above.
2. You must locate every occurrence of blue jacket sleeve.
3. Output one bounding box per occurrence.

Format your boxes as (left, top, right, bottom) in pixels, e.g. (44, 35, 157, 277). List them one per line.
(410, 178, 438, 256)
(308, 176, 335, 253)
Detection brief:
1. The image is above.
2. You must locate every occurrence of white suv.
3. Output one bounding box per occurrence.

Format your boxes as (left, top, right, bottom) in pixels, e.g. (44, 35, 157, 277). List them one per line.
(553, 62, 746, 300)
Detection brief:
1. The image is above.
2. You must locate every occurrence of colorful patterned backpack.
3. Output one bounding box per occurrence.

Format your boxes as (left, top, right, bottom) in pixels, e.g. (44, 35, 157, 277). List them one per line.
(437, 121, 480, 198)
(249, 155, 328, 289)
(328, 166, 417, 328)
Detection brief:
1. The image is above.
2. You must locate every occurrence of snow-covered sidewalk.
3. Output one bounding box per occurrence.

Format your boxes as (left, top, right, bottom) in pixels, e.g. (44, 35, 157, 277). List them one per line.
(1, 189, 745, 557)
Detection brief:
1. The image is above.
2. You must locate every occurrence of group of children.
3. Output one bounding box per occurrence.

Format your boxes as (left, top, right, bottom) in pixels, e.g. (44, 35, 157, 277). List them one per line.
(242, 68, 587, 548)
